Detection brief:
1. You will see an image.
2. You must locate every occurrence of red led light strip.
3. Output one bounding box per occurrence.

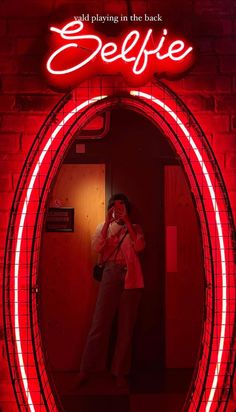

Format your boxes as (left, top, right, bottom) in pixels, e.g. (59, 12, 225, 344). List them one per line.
(130, 90, 228, 411)
(13, 95, 107, 411)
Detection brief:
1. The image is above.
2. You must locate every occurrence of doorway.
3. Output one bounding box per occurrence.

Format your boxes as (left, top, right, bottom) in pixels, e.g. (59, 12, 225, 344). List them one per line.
(39, 108, 204, 411)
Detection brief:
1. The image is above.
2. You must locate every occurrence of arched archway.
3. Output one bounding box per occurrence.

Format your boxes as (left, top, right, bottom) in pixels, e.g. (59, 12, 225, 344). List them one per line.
(3, 78, 235, 412)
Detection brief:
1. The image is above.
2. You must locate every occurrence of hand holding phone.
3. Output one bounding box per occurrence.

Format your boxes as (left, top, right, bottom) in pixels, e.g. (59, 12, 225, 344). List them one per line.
(106, 206, 115, 223)
(113, 201, 126, 221)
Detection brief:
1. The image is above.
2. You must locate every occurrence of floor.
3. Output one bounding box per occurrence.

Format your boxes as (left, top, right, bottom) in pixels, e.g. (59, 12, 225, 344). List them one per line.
(53, 369, 193, 412)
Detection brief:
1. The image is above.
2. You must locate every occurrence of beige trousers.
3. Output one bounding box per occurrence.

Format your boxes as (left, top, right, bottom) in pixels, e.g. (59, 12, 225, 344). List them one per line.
(80, 262, 143, 376)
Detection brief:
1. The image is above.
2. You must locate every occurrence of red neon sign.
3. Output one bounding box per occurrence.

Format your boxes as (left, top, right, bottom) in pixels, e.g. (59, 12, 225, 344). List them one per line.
(45, 20, 194, 88)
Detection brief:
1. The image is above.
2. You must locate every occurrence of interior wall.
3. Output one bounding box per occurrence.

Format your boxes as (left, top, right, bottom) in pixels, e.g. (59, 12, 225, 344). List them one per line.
(1, 0, 236, 409)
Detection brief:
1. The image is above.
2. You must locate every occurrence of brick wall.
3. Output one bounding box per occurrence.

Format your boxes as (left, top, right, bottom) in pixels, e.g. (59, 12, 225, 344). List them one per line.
(0, 0, 235, 410)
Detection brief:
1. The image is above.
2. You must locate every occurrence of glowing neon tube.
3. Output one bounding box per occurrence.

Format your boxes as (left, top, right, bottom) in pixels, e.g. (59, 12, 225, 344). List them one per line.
(130, 90, 226, 412)
(14, 95, 107, 411)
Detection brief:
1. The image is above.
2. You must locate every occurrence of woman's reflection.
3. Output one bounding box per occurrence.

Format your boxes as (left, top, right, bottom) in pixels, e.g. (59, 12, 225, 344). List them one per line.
(77, 193, 145, 390)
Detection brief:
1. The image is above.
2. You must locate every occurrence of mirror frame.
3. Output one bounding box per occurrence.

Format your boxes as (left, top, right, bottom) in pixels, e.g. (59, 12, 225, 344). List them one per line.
(3, 78, 236, 412)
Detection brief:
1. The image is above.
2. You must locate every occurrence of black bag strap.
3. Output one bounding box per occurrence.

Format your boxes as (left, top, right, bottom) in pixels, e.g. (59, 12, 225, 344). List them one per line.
(101, 229, 128, 265)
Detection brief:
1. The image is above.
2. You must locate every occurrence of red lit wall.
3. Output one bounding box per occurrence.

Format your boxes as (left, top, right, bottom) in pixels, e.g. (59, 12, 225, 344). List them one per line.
(0, 0, 235, 411)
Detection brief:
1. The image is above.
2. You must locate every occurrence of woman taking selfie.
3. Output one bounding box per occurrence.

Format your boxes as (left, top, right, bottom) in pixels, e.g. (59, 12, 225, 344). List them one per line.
(77, 193, 145, 390)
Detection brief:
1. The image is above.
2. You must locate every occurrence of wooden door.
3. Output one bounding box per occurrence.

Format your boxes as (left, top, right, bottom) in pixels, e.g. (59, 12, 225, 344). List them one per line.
(39, 164, 105, 371)
(165, 165, 204, 368)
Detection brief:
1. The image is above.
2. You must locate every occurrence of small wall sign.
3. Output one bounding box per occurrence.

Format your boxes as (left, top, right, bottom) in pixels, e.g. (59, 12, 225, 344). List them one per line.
(46, 207, 74, 232)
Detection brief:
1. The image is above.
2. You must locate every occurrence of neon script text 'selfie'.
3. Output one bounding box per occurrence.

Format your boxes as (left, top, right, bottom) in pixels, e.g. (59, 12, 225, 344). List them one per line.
(45, 20, 194, 88)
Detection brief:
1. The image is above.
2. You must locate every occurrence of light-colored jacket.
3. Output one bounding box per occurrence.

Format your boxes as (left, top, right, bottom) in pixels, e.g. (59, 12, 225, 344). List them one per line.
(92, 222, 145, 289)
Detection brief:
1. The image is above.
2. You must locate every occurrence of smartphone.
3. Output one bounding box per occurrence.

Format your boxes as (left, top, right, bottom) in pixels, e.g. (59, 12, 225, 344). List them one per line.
(113, 202, 125, 220)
